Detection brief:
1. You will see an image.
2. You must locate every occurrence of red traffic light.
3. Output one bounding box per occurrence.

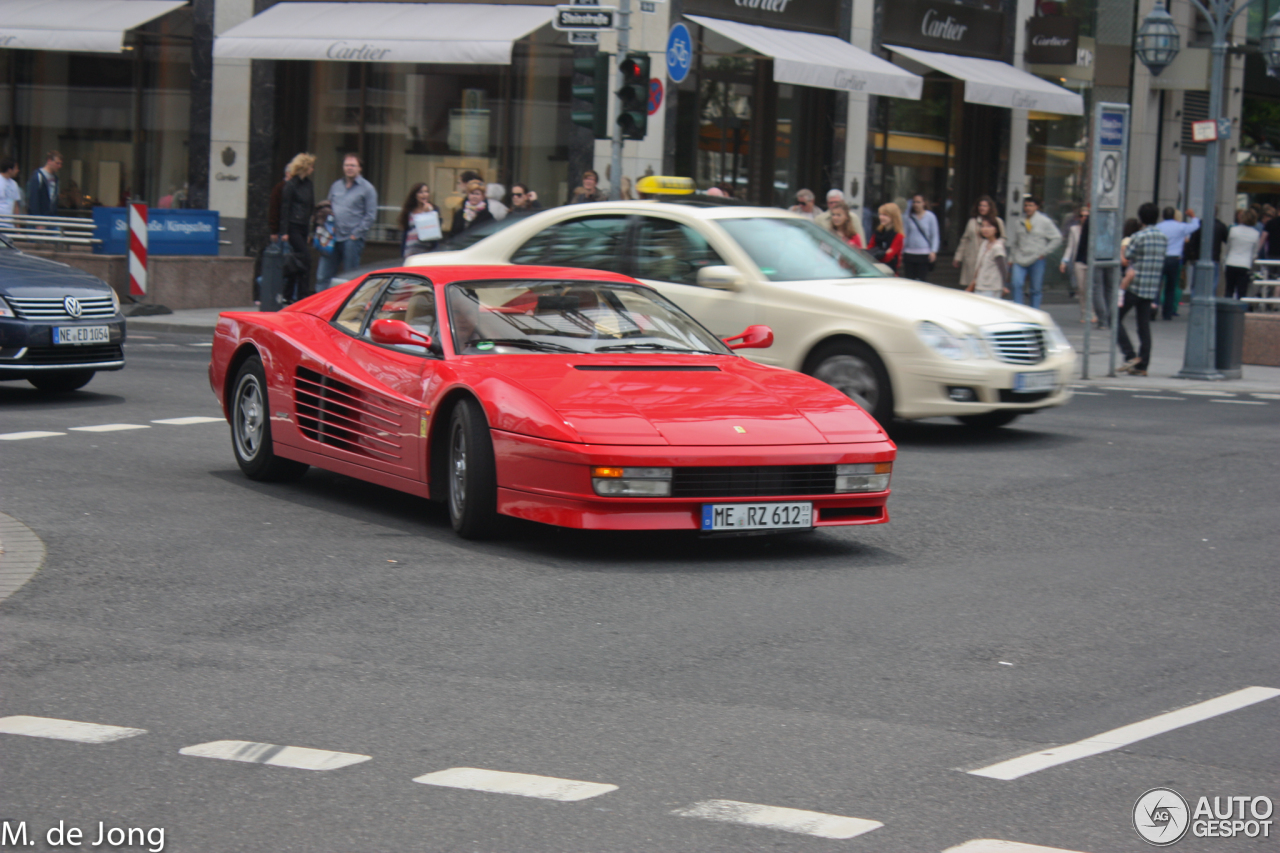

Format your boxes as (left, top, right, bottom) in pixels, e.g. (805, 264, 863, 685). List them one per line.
(619, 57, 643, 79)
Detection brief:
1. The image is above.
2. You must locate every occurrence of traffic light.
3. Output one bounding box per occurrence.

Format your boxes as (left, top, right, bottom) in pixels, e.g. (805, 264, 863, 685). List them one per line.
(571, 54, 610, 139)
(616, 52, 650, 140)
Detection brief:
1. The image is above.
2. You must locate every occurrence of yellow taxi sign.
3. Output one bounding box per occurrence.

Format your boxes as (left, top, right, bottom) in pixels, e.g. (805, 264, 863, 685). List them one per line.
(636, 175, 696, 196)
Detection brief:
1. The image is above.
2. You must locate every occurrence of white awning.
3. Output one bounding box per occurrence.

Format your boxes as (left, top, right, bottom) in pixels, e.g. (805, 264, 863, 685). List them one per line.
(214, 2, 554, 65)
(0, 0, 188, 53)
(688, 15, 922, 101)
(886, 44, 1084, 116)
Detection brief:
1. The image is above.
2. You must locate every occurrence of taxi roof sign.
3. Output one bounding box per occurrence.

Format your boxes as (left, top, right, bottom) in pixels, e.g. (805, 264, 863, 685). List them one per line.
(636, 175, 695, 195)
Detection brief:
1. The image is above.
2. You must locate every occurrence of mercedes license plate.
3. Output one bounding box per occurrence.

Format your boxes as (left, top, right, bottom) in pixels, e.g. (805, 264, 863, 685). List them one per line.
(1014, 371, 1057, 392)
(701, 502, 813, 532)
(53, 325, 110, 345)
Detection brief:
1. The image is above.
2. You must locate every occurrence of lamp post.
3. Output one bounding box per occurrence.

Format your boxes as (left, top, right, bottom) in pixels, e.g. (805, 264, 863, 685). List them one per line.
(1135, 0, 1280, 379)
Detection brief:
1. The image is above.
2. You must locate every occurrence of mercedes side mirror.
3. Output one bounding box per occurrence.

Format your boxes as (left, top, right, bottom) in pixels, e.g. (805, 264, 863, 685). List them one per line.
(723, 324, 774, 350)
(696, 265, 745, 290)
(370, 318, 433, 350)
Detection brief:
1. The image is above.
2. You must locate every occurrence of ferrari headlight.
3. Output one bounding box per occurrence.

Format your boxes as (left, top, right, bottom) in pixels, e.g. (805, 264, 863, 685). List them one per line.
(917, 321, 968, 360)
(1046, 323, 1073, 354)
(835, 462, 892, 493)
(0, 296, 13, 318)
(591, 466, 672, 497)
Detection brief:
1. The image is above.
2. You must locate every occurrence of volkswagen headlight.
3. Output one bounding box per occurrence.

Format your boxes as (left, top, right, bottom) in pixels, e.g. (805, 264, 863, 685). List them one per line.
(0, 297, 13, 318)
(109, 288, 122, 314)
(917, 321, 968, 360)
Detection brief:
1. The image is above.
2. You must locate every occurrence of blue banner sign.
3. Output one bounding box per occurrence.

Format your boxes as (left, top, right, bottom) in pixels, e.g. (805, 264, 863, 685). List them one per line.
(93, 208, 220, 256)
(1100, 111, 1126, 149)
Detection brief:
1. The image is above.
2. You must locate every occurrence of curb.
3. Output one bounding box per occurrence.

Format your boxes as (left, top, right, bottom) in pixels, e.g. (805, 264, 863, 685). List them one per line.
(125, 319, 220, 335)
(0, 512, 45, 603)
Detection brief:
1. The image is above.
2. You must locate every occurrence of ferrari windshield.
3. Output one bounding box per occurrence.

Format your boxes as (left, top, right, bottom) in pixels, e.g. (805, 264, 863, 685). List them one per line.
(717, 217, 883, 281)
(446, 280, 731, 356)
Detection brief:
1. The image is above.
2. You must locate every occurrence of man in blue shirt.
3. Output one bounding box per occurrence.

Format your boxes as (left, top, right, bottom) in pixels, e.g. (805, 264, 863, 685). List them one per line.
(316, 153, 378, 291)
(1154, 206, 1199, 321)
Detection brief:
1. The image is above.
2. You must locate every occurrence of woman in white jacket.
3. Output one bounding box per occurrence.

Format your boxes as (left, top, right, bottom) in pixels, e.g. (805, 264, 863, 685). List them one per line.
(1224, 208, 1264, 300)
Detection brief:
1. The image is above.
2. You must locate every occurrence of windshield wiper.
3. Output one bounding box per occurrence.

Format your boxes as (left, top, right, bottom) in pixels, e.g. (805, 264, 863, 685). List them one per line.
(594, 342, 721, 354)
(471, 338, 579, 353)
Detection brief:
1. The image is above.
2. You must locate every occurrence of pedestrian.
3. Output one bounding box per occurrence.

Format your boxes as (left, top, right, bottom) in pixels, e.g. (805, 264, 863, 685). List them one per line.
(508, 182, 542, 217)
(442, 170, 482, 234)
(451, 179, 495, 235)
(1060, 205, 1097, 323)
(316, 152, 377, 291)
(398, 182, 442, 258)
(1006, 195, 1062, 308)
(25, 150, 62, 218)
(569, 169, 606, 204)
(867, 203, 904, 270)
(815, 190, 865, 245)
(1264, 203, 1280, 259)
(1224, 208, 1264, 301)
(0, 157, 22, 225)
(277, 153, 316, 303)
(954, 195, 1005, 287)
(965, 216, 1010, 300)
(901, 194, 939, 282)
(789, 188, 818, 219)
(1184, 214, 1229, 295)
(822, 200, 863, 248)
(486, 183, 509, 221)
(1117, 202, 1167, 376)
(1154, 206, 1200, 320)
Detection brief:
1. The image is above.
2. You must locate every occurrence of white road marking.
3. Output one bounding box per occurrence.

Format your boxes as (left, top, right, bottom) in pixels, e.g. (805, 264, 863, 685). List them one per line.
(1179, 390, 1235, 396)
(1071, 391, 1105, 396)
(1251, 393, 1280, 400)
(179, 740, 370, 771)
(151, 417, 225, 425)
(1211, 399, 1267, 405)
(943, 841, 1091, 853)
(1131, 395, 1185, 401)
(968, 686, 1280, 780)
(0, 715, 146, 743)
(672, 799, 882, 839)
(1098, 386, 1134, 391)
(188, 342, 214, 347)
(68, 424, 150, 433)
(413, 767, 617, 801)
(0, 431, 65, 441)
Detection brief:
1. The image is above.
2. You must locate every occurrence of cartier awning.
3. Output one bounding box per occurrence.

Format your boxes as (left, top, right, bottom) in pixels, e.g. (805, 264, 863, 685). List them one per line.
(688, 16, 922, 100)
(886, 44, 1084, 115)
(0, 0, 188, 53)
(214, 2, 556, 64)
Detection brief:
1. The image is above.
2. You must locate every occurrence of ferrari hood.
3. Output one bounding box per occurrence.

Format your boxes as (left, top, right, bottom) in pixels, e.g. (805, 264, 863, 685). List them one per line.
(487, 357, 855, 446)
(796, 277, 1050, 329)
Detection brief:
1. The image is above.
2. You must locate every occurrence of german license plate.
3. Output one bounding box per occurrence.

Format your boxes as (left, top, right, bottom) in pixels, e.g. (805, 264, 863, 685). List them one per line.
(53, 325, 110, 345)
(701, 502, 813, 532)
(1014, 370, 1057, 392)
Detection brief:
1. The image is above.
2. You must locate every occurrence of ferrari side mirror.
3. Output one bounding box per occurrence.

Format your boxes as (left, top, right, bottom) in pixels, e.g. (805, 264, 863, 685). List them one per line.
(370, 318, 433, 349)
(723, 324, 773, 350)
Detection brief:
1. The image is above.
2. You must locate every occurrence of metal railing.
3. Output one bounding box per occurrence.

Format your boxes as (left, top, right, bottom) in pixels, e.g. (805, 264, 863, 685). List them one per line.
(0, 214, 100, 248)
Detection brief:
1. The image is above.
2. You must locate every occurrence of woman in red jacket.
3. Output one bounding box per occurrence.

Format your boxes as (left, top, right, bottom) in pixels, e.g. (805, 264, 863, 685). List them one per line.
(867, 202, 904, 269)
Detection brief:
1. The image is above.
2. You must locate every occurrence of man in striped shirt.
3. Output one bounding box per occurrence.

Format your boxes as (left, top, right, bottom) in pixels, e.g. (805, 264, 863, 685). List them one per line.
(1118, 202, 1167, 376)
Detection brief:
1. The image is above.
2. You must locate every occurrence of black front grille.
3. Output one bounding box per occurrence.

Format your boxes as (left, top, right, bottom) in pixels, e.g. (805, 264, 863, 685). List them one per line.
(17, 344, 123, 365)
(999, 389, 1053, 403)
(672, 465, 837, 498)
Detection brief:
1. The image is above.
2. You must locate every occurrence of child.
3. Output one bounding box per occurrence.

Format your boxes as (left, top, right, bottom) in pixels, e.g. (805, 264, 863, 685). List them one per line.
(965, 217, 1010, 299)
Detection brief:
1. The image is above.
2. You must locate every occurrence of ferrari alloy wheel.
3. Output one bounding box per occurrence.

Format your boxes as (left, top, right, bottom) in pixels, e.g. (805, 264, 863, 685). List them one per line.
(806, 341, 894, 426)
(955, 410, 1021, 430)
(447, 398, 499, 539)
(28, 370, 95, 392)
(230, 355, 308, 482)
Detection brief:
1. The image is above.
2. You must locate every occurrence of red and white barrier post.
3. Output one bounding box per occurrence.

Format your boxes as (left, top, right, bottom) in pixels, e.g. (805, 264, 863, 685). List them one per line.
(128, 203, 148, 297)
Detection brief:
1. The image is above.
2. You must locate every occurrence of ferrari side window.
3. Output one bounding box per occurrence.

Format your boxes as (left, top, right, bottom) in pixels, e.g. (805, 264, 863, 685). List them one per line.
(333, 276, 389, 333)
(365, 277, 437, 341)
(510, 216, 630, 272)
(633, 218, 725, 286)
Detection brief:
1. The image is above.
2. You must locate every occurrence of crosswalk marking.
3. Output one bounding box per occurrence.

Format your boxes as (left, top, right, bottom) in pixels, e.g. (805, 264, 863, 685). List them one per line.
(0, 715, 146, 743)
(413, 767, 617, 801)
(0, 431, 66, 441)
(967, 686, 1280, 780)
(68, 424, 150, 433)
(672, 799, 882, 840)
(943, 840, 1091, 852)
(151, 416, 224, 425)
(179, 740, 370, 771)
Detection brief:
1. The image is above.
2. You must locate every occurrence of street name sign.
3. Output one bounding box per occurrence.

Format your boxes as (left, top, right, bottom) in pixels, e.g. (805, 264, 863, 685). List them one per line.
(554, 6, 617, 30)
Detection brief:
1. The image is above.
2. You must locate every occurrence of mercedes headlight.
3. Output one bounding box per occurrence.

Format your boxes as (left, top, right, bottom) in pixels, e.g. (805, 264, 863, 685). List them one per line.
(1046, 323, 1072, 354)
(917, 321, 969, 360)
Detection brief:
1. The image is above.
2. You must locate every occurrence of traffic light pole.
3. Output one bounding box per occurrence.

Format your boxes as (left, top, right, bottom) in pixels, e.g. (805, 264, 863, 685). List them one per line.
(610, 0, 630, 200)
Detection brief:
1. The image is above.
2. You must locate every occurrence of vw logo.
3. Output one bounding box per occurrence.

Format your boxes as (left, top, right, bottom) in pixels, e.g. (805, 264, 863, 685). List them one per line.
(63, 296, 82, 318)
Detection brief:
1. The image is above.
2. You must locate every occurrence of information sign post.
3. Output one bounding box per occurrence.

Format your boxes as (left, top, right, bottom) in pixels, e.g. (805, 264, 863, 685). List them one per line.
(1084, 103, 1130, 379)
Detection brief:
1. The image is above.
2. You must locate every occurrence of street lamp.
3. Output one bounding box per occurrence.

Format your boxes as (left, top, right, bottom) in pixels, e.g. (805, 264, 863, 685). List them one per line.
(1134, 0, 1280, 380)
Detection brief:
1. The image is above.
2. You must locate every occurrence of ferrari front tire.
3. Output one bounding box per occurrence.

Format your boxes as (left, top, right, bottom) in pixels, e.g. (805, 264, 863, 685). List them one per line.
(29, 370, 95, 392)
(447, 398, 499, 539)
(231, 355, 309, 482)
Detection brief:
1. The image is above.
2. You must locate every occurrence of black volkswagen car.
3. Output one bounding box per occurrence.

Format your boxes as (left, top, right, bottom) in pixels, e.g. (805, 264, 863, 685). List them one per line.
(0, 233, 126, 392)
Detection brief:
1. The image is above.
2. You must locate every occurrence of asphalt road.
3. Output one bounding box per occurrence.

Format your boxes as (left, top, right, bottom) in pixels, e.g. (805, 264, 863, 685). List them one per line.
(1, 332, 1277, 853)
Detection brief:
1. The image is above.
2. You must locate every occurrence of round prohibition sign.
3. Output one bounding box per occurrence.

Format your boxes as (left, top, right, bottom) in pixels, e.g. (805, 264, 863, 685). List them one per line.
(1100, 151, 1119, 196)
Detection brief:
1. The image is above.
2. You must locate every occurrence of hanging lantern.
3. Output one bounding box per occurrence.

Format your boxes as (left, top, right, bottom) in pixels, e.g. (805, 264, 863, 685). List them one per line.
(1135, 0, 1181, 77)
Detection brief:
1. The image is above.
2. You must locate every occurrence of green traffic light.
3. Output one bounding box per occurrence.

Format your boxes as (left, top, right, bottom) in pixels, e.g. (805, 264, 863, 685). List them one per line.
(571, 54, 610, 139)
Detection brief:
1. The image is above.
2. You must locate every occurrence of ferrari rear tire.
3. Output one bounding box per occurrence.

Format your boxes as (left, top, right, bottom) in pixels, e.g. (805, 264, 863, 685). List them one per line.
(955, 410, 1021, 430)
(805, 340, 894, 426)
(29, 370, 95, 392)
(231, 355, 309, 482)
(447, 398, 499, 539)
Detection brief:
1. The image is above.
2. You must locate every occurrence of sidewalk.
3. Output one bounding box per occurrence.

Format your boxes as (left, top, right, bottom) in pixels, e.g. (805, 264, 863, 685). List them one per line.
(126, 297, 1280, 395)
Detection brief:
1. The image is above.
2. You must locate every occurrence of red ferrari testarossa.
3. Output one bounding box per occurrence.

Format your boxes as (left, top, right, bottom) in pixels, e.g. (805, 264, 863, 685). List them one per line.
(209, 265, 895, 539)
